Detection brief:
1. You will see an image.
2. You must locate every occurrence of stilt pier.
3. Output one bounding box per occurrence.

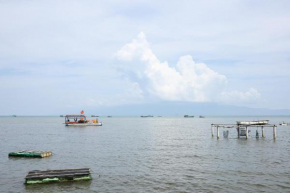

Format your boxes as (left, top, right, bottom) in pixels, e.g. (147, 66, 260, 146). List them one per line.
(211, 120, 277, 140)
(25, 168, 92, 184)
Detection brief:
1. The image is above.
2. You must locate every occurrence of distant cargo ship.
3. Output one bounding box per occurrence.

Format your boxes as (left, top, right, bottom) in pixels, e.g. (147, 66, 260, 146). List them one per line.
(141, 115, 153, 118)
(184, 115, 194, 118)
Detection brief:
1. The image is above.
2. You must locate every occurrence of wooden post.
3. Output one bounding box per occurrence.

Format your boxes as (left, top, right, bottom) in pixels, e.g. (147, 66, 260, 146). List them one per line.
(262, 126, 265, 138)
(273, 125, 276, 140)
(211, 125, 214, 137)
(217, 126, 219, 139)
(237, 126, 240, 138)
(246, 126, 248, 139)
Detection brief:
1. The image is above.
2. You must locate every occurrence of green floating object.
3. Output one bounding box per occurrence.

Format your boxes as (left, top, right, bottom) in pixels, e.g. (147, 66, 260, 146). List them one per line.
(25, 168, 92, 184)
(9, 150, 52, 158)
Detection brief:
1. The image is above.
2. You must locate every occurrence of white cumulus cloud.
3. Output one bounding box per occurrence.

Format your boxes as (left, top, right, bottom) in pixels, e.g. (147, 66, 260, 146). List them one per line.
(219, 88, 261, 103)
(117, 32, 260, 103)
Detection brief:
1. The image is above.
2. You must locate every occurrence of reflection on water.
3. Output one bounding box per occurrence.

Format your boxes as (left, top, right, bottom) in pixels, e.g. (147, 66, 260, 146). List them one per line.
(0, 116, 289, 192)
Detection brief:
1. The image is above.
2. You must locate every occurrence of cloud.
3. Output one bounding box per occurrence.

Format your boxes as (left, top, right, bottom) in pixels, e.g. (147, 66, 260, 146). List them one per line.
(220, 88, 261, 104)
(117, 32, 260, 103)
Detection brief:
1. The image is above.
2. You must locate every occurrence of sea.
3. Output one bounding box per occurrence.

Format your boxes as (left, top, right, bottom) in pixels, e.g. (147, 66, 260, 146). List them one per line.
(0, 116, 289, 193)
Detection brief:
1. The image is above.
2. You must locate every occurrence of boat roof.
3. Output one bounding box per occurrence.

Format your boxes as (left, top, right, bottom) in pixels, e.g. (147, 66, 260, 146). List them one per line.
(65, 115, 86, 117)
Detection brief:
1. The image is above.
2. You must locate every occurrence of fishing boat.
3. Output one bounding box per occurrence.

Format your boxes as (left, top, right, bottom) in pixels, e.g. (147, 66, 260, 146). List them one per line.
(184, 115, 194, 118)
(279, 121, 290, 126)
(199, 116, 205, 118)
(64, 110, 102, 126)
(236, 120, 269, 125)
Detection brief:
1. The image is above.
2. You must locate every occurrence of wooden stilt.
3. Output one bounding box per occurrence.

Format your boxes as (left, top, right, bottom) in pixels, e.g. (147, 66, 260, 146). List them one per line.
(262, 126, 265, 138)
(237, 126, 240, 138)
(211, 125, 214, 137)
(246, 127, 248, 139)
(217, 126, 219, 139)
(273, 125, 276, 140)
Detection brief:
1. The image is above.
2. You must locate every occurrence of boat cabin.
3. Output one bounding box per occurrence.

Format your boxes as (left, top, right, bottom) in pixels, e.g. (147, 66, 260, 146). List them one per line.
(65, 115, 87, 124)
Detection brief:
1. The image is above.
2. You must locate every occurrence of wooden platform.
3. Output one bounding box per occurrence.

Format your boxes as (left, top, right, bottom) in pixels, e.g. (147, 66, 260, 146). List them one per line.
(8, 151, 52, 158)
(25, 168, 92, 184)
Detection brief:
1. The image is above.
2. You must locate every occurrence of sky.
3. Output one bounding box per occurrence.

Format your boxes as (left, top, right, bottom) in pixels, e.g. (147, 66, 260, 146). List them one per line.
(0, 0, 289, 115)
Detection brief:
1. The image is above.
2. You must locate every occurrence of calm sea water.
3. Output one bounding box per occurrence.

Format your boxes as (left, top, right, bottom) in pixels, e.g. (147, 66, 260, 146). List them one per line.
(0, 116, 290, 192)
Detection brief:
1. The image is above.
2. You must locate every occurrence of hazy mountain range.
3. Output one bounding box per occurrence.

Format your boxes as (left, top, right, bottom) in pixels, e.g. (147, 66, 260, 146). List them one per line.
(88, 102, 290, 116)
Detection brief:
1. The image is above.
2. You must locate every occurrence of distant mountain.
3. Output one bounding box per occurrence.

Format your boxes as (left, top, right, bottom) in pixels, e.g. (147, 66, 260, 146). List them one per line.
(89, 102, 290, 116)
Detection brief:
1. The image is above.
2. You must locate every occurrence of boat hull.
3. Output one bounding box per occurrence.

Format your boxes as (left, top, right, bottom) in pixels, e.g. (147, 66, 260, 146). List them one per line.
(236, 120, 269, 125)
(65, 123, 102, 126)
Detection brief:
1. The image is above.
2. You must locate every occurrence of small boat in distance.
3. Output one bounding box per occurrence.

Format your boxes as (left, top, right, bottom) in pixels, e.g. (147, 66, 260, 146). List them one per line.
(12, 115, 16, 117)
(91, 115, 99, 117)
(279, 121, 290, 126)
(184, 115, 194, 118)
(107, 116, 112, 118)
(199, 116, 205, 118)
(60, 115, 64, 117)
(64, 110, 102, 126)
(236, 120, 269, 125)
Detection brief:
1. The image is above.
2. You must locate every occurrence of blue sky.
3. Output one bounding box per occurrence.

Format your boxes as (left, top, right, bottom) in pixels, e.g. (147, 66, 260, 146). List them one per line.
(0, 0, 289, 115)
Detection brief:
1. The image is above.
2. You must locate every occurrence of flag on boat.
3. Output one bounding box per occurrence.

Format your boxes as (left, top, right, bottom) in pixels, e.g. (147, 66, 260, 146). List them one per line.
(81, 110, 84, 114)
